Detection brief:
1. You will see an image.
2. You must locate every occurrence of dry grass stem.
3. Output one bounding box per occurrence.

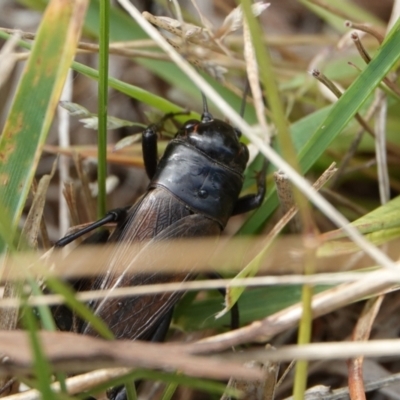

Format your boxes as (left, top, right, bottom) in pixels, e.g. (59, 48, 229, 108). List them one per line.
(0, 331, 263, 381)
(21, 161, 57, 249)
(2, 270, 400, 309)
(243, 21, 269, 133)
(348, 295, 384, 400)
(62, 182, 80, 228)
(345, 20, 384, 43)
(191, 270, 398, 351)
(72, 153, 97, 222)
(0, 31, 22, 90)
(4, 368, 131, 400)
(264, 163, 337, 244)
(374, 92, 390, 204)
(274, 171, 302, 233)
(4, 332, 400, 393)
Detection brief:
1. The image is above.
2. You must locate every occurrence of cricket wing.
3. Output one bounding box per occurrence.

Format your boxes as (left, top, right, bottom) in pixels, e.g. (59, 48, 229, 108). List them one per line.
(84, 212, 220, 340)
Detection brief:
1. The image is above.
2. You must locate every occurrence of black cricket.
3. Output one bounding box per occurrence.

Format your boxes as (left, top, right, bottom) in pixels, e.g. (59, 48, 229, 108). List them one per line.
(55, 100, 266, 395)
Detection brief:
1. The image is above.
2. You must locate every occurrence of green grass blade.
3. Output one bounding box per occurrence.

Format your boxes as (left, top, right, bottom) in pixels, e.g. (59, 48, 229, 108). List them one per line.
(0, 0, 88, 251)
(160, 383, 178, 400)
(29, 278, 56, 331)
(324, 195, 400, 240)
(124, 382, 138, 400)
(299, 28, 400, 173)
(174, 283, 332, 332)
(74, 62, 200, 120)
(318, 195, 400, 256)
(85, 369, 233, 399)
(28, 278, 68, 393)
(21, 299, 56, 400)
(45, 277, 114, 340)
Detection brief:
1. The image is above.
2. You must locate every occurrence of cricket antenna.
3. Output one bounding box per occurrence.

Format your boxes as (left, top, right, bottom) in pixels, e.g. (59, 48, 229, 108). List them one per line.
(201, 92, 213, 123)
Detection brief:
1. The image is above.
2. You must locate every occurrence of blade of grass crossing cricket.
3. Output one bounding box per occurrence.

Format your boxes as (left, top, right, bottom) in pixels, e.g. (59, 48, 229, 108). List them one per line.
(124, 382, 138, 400)
(160, 383, 178, 400)
(28, 278, 68, 394)
(239, 23, 400, 235)
(22, 296, 57, 400)
(0, 0, 89, 252)
(45, 277, 114, 340)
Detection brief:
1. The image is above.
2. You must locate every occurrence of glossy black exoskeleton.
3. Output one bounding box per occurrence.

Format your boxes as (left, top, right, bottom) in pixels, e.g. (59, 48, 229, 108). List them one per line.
(55, 104, 267, 398)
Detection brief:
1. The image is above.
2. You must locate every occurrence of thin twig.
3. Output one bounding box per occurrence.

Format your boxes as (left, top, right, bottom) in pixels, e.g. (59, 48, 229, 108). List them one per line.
(283, 372, 400, 400)
(348, 295, 384, 400)
(351, 31, 371, 63)
(189, 270, 397, 352)
(2, 269, 400, 309)
(345, 21, 384, 43)
(3, 369, 131, 400)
